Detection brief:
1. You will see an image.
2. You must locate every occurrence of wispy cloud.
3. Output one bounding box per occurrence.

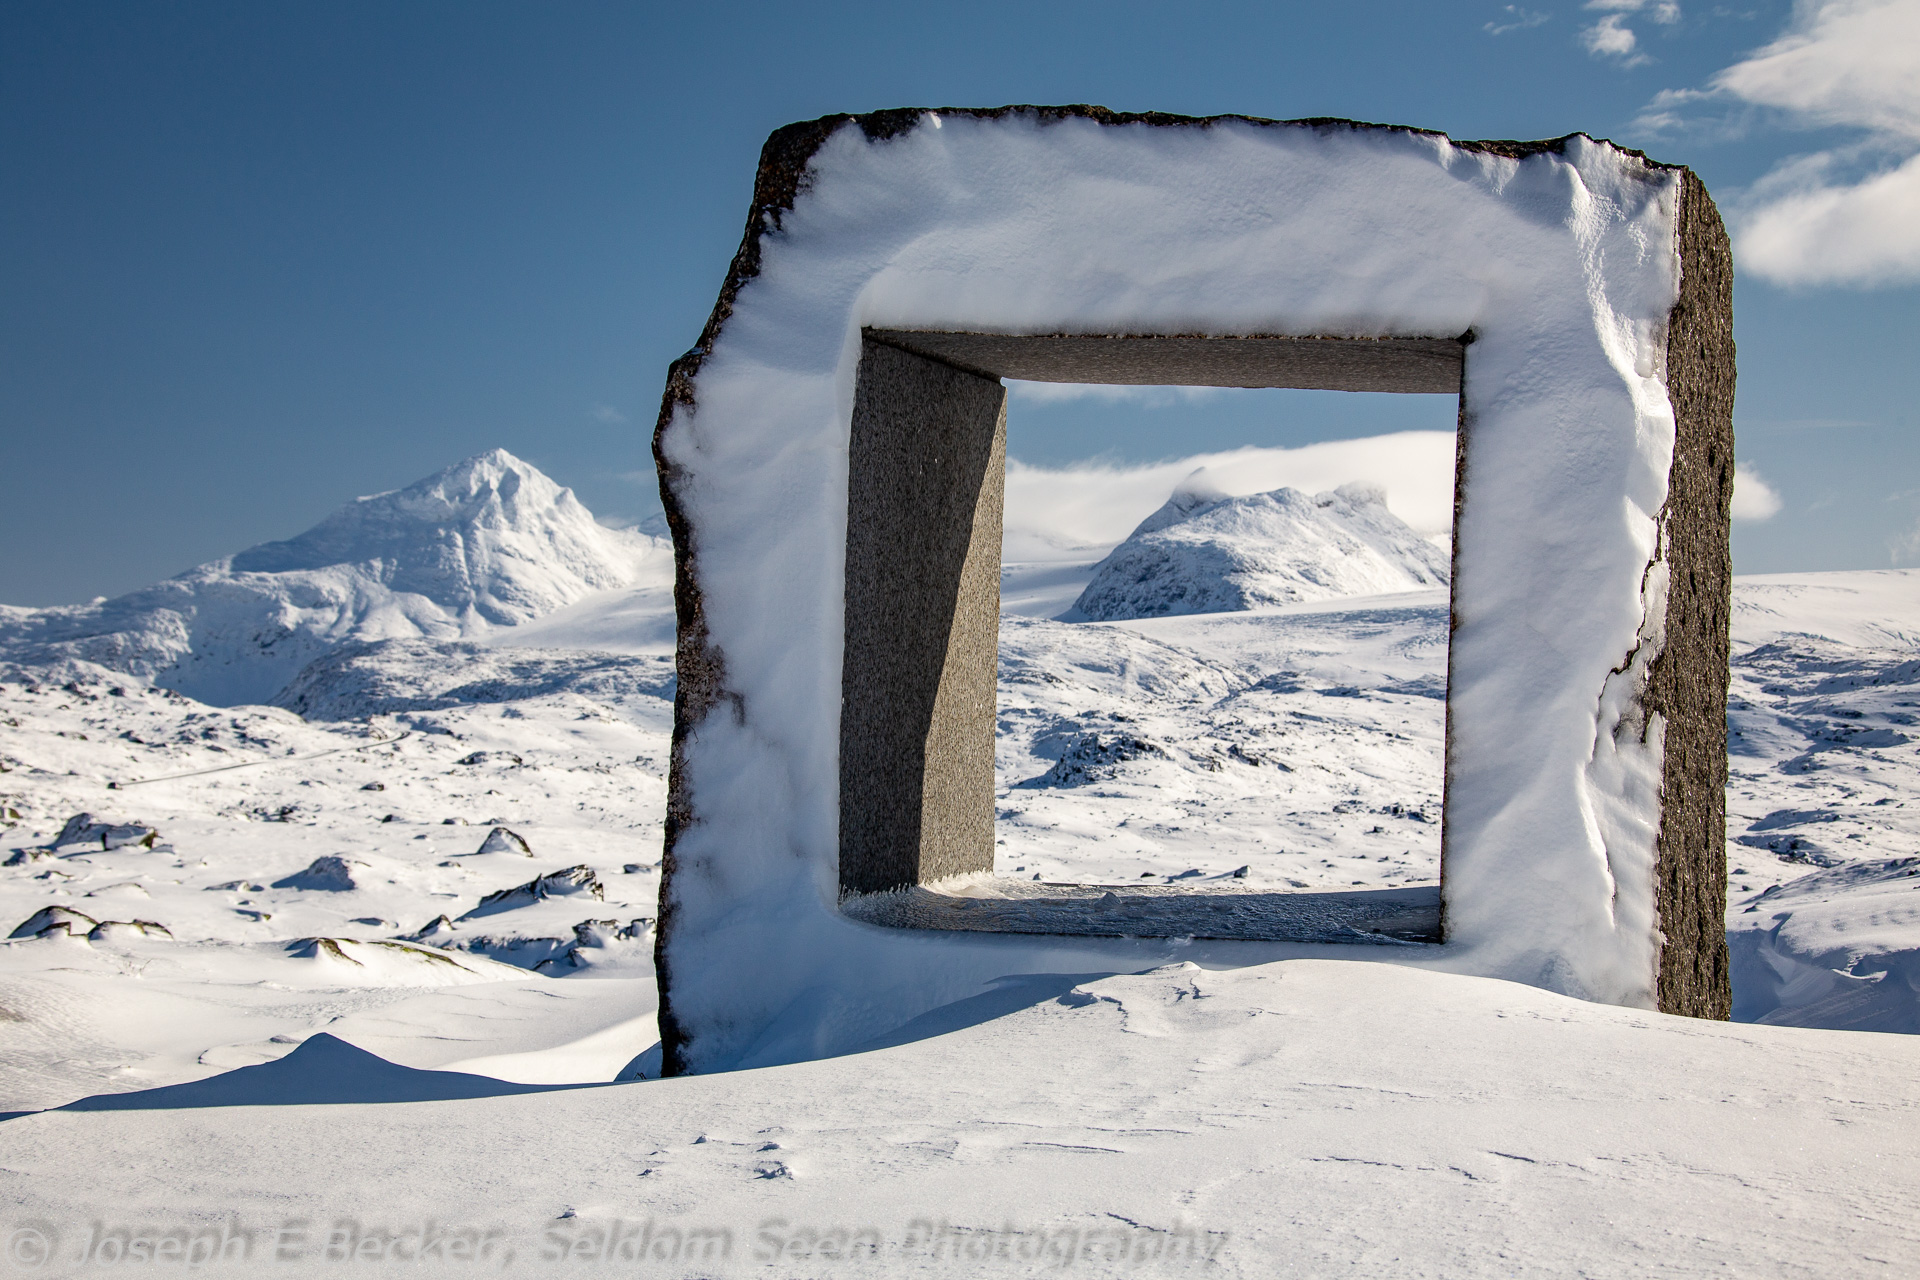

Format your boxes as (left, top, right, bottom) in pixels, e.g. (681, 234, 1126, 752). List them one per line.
(1731, 463, 1783, 521)
(1485, 6, 1552, 35)
(1636, 0, 1920, 287)
(1893, 520, 1920, 565)
(589, 404, 628, 424)
(1581, 0, 1681, 65)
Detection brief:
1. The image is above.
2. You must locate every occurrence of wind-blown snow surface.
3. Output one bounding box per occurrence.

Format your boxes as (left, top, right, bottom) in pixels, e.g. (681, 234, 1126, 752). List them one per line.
(0, 451, 667, 706)
(2, 960, 1917, 1277)
(1070, 480, 1449, 621)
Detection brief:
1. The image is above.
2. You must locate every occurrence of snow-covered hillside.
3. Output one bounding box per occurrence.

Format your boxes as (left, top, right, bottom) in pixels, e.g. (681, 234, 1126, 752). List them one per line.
(1071, 478, 1450, 621)
(6, 567, 1920, 1113)
(1724, 571, 1920, 1033)
(0, 451, 669, 706)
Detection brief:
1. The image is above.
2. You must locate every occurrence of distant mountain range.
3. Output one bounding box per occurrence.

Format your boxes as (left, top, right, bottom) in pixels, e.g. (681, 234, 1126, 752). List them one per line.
(0, 450, 668, 705)
(0, 452, 1452, 706)
(1070, 479, 1450, 622)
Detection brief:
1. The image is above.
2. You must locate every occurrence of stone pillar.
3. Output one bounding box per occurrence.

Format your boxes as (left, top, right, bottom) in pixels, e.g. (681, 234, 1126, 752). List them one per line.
(1649, 170, 1736, 1018)
(839, 337, 1007, 895)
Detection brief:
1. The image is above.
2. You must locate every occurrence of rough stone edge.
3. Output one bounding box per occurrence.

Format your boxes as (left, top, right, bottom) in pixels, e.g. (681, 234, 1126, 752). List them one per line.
(1438, 361, 1475, 944)
(1647, 169, 1736, 1019)
(650, 105, 1688, 1074)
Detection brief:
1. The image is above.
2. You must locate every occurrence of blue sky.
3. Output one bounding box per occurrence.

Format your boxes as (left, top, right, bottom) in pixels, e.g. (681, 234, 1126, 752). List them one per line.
(3, 0, 1917, 602)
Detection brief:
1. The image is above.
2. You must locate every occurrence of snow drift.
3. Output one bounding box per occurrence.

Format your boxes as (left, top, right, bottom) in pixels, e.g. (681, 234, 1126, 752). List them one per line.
(0, 450, 666, 706)
(1070, 478, 1449, 621)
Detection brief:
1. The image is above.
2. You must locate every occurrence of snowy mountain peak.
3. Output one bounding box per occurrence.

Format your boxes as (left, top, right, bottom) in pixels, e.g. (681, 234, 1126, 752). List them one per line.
(230, 450, 595, 577)
(1071, 481, 1450, 622)
(1127, 468, 1235, 538)
(0, 451, 668, 706)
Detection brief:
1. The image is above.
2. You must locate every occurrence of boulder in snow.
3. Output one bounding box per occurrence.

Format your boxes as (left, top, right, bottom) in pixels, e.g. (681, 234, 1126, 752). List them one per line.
(7, 906, 170, 942)
(533, 917, 655, 972)
(271, 855, 365, 892)
(456, 751, 523, 768)
(1021, 732, 1168, 788)
(49, 813, 158, 853)
(85, 919, 172, 942)
(473, 827, 532, 856)
(407, 915, 458, 942)
(458, 865, 603, 919)
(9, 905, 99, 939)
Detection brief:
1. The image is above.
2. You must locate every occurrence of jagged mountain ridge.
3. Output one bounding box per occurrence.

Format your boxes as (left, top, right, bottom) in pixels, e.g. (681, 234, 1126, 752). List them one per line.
(1070, 479, 1451, 622)
(0, 450, 666, 706)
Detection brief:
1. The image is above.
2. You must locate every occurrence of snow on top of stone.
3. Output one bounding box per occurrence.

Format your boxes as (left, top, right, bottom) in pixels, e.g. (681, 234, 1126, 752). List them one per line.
(1070, 476, 1450, 621)
(0, 450, 670, 707)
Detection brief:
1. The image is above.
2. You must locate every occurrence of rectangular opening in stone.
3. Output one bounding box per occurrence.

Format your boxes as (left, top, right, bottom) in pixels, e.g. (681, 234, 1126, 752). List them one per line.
(841, 331, 1464, 945)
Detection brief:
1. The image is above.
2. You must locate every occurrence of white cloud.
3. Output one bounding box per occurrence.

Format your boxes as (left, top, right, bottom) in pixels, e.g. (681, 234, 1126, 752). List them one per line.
(1002, 432, 1458, 563)
(1633, 86, 1713, 133)
(1731, 463, 1784, 521)
(1737, 150, 1920, 285)
(1581, 1, 1681, 63)
(1643, 1, 1920, 287)
(1486, 6, 1552, 35)
(1710, 0, 1920, 137)
(1585, 0, 1680, 18)
(1583, 13, 1645, 58)
(1005, 381, 1221, 407)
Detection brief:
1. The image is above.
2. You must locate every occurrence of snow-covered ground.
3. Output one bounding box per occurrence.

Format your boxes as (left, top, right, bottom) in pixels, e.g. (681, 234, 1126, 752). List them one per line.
(2, 959, 1915, 1276)
(992, 598, 1446, 890)
(0, 656, 670, 1112)
(3, 454, 1919, 1273)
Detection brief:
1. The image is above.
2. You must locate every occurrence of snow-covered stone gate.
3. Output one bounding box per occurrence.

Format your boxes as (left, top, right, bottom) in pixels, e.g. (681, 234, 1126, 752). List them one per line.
(651, 107, 1735, 1076)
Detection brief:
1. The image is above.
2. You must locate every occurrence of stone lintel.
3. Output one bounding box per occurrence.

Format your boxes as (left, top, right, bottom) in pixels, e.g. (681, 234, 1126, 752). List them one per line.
(867, 330, 1464, 393)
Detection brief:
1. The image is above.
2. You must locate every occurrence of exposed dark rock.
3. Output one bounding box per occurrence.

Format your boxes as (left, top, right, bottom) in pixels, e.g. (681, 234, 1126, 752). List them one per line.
(458, 864, 603, 919)
(474, 827, 532, 856)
